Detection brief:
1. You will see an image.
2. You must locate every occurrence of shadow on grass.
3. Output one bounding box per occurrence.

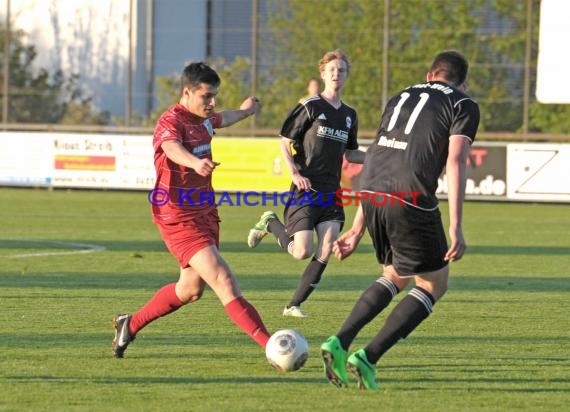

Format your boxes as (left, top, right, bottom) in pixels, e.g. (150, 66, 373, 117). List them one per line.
(0, 332, 265, 350)
(4, 374, 321, 385)
(0, 238, 167, 252)
(467, 245, 570, 256)
(0, 270, 569, 292)
(4, 237, 569, 255)
(4, 373, 570, 392)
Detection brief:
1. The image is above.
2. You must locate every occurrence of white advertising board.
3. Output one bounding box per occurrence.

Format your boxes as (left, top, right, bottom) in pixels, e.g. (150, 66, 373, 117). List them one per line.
(507, 143, 570, 202)
(49, 134, 155, 189)
(0, 132, 155, 190)
(0, 132, 569, 203)
(0, 132, 52, 186)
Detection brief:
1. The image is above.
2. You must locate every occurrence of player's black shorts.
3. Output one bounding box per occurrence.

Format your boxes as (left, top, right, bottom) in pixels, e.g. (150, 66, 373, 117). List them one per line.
(283, 189, 345, 235)
(362, 198, 448, 277)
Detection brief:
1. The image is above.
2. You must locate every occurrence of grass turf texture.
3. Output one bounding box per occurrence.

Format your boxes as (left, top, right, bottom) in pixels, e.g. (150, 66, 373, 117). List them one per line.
(0, 187, 569, 411)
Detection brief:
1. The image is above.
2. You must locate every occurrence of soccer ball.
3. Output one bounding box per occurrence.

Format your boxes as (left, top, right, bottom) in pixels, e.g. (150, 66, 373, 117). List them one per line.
(265, 329, 309, 372)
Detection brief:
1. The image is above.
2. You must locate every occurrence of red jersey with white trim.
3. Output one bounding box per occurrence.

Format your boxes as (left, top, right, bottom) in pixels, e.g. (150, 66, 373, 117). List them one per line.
(152, 103, 222, 223)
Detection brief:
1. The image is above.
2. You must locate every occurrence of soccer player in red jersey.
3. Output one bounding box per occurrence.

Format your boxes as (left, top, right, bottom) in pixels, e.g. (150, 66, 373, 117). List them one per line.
(112, 62, 271, 358)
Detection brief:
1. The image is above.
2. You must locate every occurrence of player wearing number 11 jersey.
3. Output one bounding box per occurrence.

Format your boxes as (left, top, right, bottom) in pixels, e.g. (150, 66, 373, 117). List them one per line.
(321, 50, 480, 390)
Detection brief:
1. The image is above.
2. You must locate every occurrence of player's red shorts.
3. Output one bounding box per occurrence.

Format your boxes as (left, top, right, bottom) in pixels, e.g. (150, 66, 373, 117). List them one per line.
(156, 210, 220, 268)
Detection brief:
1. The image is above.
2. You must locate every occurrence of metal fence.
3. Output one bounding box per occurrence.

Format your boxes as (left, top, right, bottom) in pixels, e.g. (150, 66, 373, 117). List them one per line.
(0, 0, 568, 140)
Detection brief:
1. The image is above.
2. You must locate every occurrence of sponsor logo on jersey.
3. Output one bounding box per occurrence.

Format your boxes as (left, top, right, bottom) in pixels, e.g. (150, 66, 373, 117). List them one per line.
(378, 135, 408, 150)
(192, 143, 212, 156)
(317, 125, 348, 142)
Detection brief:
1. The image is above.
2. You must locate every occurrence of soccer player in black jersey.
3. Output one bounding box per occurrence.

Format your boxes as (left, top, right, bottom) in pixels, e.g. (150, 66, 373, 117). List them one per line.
(247, 49, 365, 318)
(321, 50, 480, 390)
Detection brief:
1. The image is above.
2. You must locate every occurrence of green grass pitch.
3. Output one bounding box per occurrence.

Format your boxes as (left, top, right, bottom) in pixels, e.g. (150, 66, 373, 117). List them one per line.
(0, 187, 569, 411)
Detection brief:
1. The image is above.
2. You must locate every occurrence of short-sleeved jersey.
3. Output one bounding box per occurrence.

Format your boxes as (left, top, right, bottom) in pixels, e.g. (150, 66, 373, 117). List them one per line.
(280, 95, 359, 192)
(152, 103, 222, 223)
(359, 81, 480, 210)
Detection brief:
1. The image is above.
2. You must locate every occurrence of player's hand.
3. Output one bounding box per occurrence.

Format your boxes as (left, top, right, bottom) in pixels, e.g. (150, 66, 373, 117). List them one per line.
(292, 173, 311, 192)
(192, 158, 220, 177)
(445, 226, 466, 262)
(240, 96, 261, 116)
(332, 230, 361, 261)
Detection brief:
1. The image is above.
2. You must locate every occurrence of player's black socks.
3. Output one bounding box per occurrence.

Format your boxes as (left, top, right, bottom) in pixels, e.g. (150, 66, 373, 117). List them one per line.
(267, 218, 293, 251)
(288, 256, 327, 307)
(337, 277, 400, 351)
(364, 287, 435, 364)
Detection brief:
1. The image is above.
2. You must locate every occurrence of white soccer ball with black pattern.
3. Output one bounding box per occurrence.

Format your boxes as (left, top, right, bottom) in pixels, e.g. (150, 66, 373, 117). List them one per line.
(265, 329, 309, 372)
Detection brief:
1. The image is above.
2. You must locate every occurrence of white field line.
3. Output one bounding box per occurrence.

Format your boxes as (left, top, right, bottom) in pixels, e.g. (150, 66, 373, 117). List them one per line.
(4, 240, 106, 258)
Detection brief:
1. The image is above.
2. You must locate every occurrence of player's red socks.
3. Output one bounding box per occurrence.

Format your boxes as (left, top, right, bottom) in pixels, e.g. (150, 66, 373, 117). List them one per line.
(224, 296, 270, 348)
(129, 282, 184, 335)
(128, 286, 270, 348)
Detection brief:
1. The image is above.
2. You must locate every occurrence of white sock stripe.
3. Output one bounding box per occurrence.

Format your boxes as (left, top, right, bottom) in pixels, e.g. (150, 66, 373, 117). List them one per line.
(409, 288, 433, 313)
(287, 241, 295, 255)
(314, 256, 328, 265)
(376, 277, 398, 297)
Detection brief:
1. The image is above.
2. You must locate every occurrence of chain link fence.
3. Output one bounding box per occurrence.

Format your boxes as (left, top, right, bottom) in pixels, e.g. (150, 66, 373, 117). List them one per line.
(0, 0, 568, 140)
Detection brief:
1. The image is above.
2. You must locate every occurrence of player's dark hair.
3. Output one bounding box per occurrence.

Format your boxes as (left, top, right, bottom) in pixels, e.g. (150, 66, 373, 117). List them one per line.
(429, 50, 469, 87)
(181, 62, 220, 93)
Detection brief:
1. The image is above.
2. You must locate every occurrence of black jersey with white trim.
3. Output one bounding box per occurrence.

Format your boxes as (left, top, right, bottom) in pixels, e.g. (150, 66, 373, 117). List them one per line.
(359, 81, 480, 210)
(280, 95, 358, 192)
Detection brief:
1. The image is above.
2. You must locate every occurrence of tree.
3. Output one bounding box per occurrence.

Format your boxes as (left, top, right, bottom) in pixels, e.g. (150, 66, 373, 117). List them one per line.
(260, 0, 556, 133)
(149, 57, 262, 128)
(150, 0, 566, 134)
(263, 0, 487, 131)
(0, 23, 107, 124)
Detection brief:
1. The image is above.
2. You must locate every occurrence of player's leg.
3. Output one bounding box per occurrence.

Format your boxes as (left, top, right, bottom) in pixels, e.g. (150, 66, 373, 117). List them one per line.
(337, 265, 408, 350)
(113, 217, 213, 358)
(112, 265, 205, 358)
(348, 205, 449, 389)
(247, 189, 300, 249)
(247, 193, 315, 261)
(347, 266, 447, 390)
(321, 200, 389, 386)
(321, 265, 408, 388)
(332, 200, 406, 350)
(357, 265, 447, 363)
(284, 221, 340, 317)
(189, 245, 270, 348)
(132, 266, 204, 332)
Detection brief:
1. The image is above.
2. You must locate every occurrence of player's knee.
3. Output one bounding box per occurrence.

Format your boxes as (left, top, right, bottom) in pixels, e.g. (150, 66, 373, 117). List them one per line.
(433, 283, 448, 301)
(383, 267, 410, 290)
(291, 245, 312, 260)
(183, 291, 203, 304)
(177, 288, 204, 304)
(176, 276, 206, 304)
(415, 276, 448, 301)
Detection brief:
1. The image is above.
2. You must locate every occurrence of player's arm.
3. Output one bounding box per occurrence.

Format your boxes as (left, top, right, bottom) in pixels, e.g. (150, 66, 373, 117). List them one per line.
(444, 135, 471, 262)
(332, 204, 366, 261)
(344, 148, 365, 164)
(280, 136, 311, 191)
(219, 96, 261, 128)
(161, 140, 218, 177)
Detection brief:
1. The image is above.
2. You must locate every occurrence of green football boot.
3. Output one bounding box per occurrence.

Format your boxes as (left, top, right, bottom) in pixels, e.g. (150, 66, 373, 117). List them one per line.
(347, 349, 379, 390)
(320, 336, 349, 388)
(247, 211, 278, 248)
